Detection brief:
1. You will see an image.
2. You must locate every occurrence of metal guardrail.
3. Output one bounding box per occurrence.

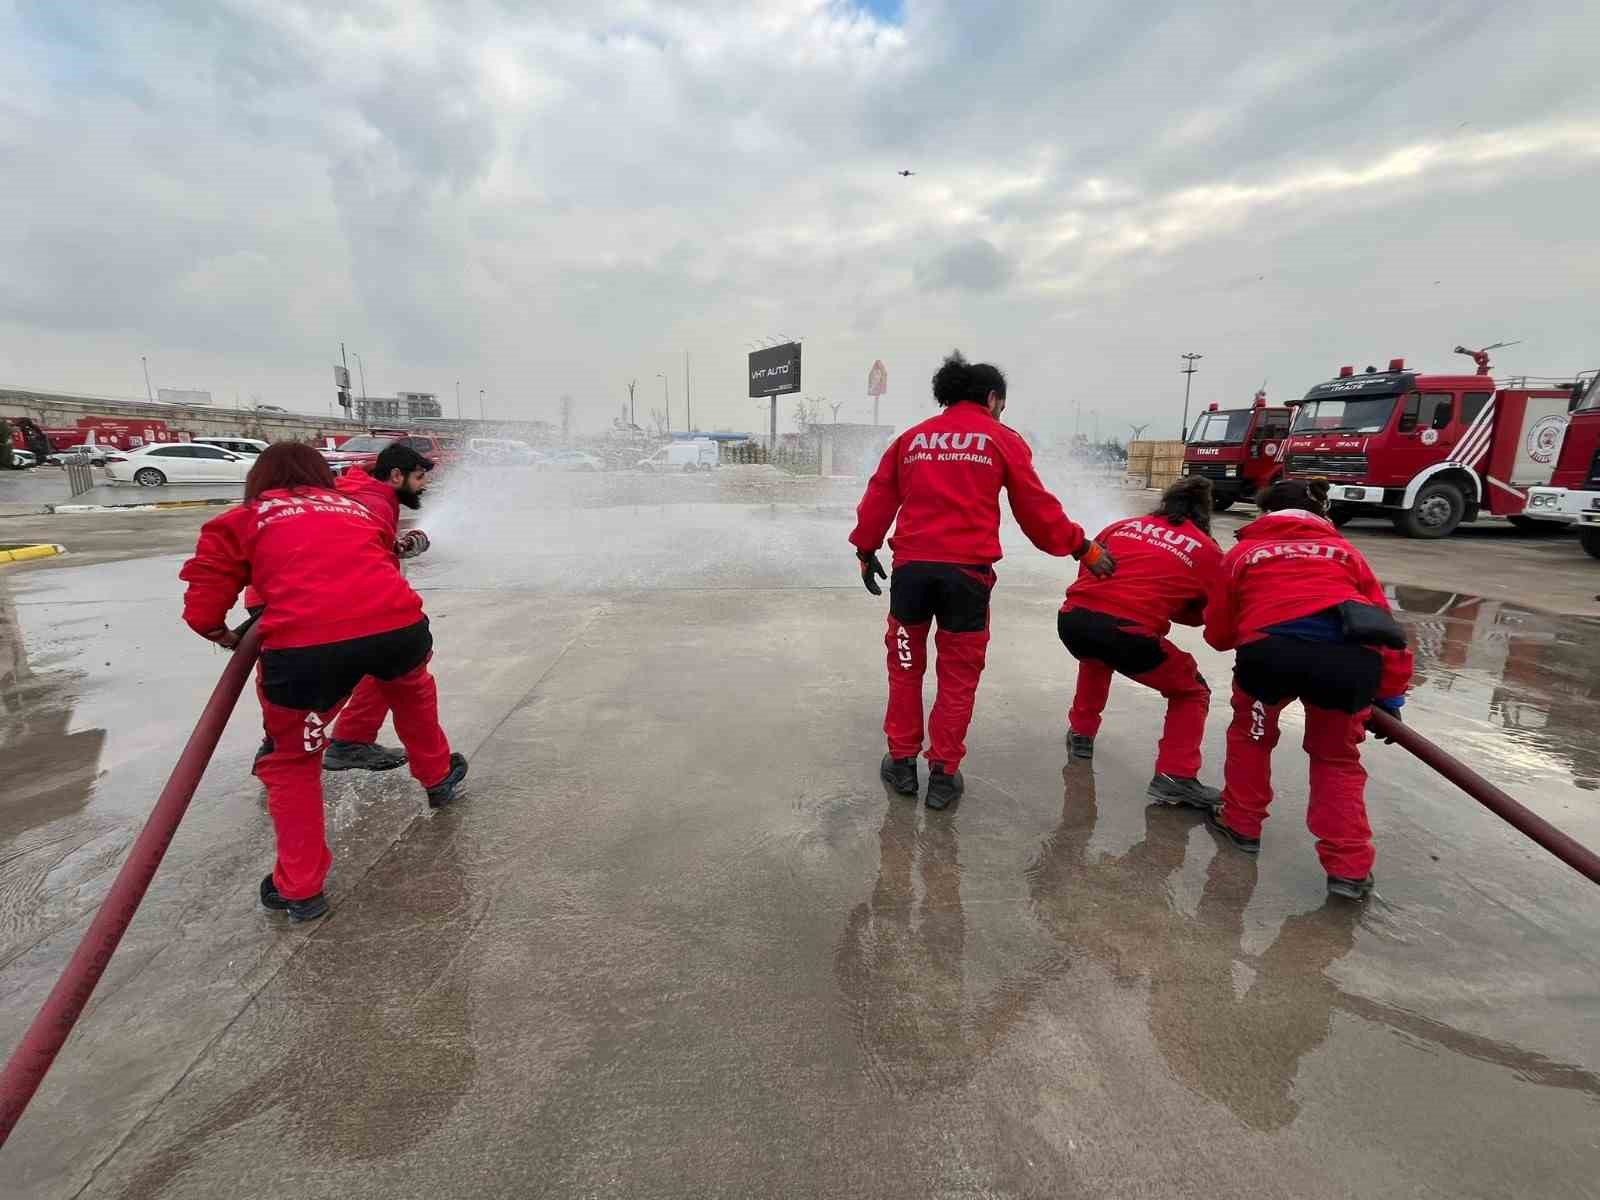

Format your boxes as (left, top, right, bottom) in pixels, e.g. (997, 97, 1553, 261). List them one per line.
(61, 453, 95, 497)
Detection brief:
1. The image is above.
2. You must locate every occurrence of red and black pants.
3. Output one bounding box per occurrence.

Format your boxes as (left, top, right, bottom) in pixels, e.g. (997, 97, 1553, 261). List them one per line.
(1221, 635, 1382, 879)
(1057, 606, 1210, 778)
(883, 562, 994, 773)
(256, 619, 453, 900)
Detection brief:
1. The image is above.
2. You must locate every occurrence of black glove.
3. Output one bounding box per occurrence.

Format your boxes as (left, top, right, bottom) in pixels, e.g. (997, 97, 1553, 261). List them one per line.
(857, 549, 887, 596)
(1368, 701, 1403, 744)
(1074, 538, 1117, 579)
(396, 529, 431, 559)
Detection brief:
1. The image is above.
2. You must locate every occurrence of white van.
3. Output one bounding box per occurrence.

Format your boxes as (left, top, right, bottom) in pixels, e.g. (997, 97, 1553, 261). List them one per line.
(638, 440, 718, 472)
(193, 436, 269, 456)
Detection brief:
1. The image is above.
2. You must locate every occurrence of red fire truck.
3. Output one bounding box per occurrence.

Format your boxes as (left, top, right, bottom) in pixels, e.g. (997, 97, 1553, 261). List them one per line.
(1525, 372, 1600, 560)
(1281, 347, 1577, 538)
(1181, 389, 1292, 509)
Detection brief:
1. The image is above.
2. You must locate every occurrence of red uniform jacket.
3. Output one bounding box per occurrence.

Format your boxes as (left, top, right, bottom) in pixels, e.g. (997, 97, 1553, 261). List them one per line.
(183, 485, 424, 650)
(850, 404, 1086, 565)
(241, 470, 400, 610)
(1062, 515, 1223, 638)
(1204, 509, 1413, 700)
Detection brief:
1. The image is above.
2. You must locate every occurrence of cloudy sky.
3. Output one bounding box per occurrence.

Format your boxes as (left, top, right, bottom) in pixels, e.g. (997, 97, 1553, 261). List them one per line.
(2, 0, 1597, 439)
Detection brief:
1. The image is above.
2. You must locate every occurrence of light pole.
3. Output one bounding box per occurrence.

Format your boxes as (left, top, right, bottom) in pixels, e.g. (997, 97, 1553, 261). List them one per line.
(657, 372, 671, 433)
(455, 380, 461, 419)
(628, 379, 637, 427)
(141, 356, 154, 402)
(351, 352, 367, 407)
(1179, 352, 1203, 440)
(478, 388, 486, 422)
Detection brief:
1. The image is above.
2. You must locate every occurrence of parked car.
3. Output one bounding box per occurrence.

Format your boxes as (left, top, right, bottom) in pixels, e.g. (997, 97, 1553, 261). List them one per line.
(192, 436, 269, 456)
(46, 444, 113, 466)
(638, 441, 719, 472)
(4, 449, 37, 469)
(541, 449, 605, 472)
(321, 432, 464, 476)
(467, 437, 544, 465)
(105, 443, 254, 487)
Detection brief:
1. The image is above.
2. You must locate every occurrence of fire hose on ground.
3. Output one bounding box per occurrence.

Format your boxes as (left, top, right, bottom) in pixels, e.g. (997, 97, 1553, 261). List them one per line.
(0, 624, 262, 1148)
(0, 642, 1596, 1150)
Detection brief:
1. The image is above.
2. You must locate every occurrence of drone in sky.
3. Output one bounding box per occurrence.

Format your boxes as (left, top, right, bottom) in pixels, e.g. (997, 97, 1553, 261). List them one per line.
(897, 169, 915, 177)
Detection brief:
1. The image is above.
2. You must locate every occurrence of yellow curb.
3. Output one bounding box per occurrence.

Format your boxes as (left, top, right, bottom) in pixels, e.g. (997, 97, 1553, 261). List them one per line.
(0, 543, 65, 564)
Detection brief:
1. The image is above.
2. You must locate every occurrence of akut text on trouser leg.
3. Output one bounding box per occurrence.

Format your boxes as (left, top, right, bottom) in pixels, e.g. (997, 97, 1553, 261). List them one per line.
(374, 658, 454, 788)
(331, 674, 391, 744)
(1220, 682, 1284, 838)
(1301, 703, 1376, 879)
(883, 616, 931, 761)
(257, 694, 349, 900)
(1131, 641, 1211, 779)
(1067, 659, 1114, 738)
(927, 625, 989, 773)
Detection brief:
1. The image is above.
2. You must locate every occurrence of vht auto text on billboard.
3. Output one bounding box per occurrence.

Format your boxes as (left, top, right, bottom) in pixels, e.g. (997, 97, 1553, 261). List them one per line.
(748, 343, 802, 397)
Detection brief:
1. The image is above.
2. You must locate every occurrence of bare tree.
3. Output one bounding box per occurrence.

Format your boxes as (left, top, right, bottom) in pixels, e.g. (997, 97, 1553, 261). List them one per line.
(1128, 422, 1151, 443)
(649, 408, 669, 438)
(792, 396, 822, 430)
(828, 399, 845, 423)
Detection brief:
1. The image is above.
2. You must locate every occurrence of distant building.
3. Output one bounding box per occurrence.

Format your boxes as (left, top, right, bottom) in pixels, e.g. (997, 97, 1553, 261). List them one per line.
(354, 391, 442, 424)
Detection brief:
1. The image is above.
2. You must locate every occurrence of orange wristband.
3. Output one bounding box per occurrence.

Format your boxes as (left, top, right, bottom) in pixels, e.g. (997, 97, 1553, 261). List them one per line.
(1080, 541, 1103, 566)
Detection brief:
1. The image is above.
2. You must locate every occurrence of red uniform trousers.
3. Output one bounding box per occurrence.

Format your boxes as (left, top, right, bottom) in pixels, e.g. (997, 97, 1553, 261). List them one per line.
(257, 621, 453, 900)
(1058, 606, 1210, 778)
(331, 675, 391, 743)
(883, 562, 993, 773)
(1219, 685, 1374, 879)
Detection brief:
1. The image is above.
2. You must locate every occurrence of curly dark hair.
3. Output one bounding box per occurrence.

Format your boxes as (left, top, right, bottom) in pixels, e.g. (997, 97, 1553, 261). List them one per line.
(1256, 477, 1331, 516)
(244, 442, 336, 501)
(1153, 476, 1214, 534)
(932, 350, 1006, 408)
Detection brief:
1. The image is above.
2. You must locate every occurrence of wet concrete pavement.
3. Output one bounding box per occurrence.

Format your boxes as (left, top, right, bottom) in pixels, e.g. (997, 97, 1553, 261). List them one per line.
(2, 474, 1598, 1197)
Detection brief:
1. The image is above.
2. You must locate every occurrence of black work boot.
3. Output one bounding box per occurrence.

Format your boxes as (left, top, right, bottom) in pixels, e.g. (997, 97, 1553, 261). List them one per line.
(259, 874, 329, 922)
(251, 736, 273, 778)
(426, 752, 469, 809)
(880, 753, 919, 797)
(1067, 731, 1095, 761)
(1206, 808, 1261, 855)
(1327, 873, 1376, 901)
(1147, 773, 1222, 810)
(323, 739, 408, 772)
(924, 765, 964, 811)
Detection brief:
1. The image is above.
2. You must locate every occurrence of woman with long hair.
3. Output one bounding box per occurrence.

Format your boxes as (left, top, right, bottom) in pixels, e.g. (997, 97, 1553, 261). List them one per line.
(1058, 476, 1224, 807)
(1204, 478, 1413, 899)
(180, 442, 466, 921)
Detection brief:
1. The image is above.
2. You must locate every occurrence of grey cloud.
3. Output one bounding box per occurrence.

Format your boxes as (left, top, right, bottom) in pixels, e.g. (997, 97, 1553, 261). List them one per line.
(914, 239, 1016, 294)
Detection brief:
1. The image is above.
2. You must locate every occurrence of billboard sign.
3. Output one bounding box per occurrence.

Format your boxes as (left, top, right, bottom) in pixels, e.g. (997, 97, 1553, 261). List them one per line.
(333, 365, 351, 389)
(749, 342, 802, 398)
(867, 360, 887, 397)
(157, 388, 213, 406)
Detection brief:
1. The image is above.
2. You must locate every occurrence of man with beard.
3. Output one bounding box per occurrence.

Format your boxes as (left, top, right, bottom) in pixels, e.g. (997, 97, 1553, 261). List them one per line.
(249, 442, 436, 773)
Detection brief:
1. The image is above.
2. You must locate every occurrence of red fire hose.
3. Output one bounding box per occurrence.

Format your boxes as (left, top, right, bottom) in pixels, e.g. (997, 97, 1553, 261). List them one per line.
(0, 625, 262, 1148)
(1368, 709, 1600, 887)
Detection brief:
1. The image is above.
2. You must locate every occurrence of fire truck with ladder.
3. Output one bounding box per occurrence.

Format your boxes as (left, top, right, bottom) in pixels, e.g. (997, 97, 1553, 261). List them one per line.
(1525, 371, 1600, 561)
(1281, 344, 1579, 538)
(1180, 388, 1293, 509)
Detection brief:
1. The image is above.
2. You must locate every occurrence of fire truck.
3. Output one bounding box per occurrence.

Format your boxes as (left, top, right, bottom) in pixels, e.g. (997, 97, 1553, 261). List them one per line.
(1525, 372, 1600, 560)
(1181, 389, 1292, 509)
(1281, 347, 1577, 538)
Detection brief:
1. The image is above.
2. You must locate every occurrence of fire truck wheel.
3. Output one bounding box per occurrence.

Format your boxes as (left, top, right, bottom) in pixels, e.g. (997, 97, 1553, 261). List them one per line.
(1579, 527, 1600, 562)
(1397, 480, 1465, 539)
(1212, 495, 1235, 512)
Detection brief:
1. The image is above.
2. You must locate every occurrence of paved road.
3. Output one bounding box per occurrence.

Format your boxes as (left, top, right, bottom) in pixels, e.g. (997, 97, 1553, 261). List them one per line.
(1, 473, 1597, 1198)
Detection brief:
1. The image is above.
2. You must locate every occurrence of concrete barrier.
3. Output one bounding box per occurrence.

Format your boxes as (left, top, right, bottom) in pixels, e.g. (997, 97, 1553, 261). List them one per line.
(0, 543, 64, 563)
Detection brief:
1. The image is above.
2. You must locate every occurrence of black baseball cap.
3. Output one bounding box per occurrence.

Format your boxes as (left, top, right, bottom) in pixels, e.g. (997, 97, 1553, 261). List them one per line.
(373, 443, 435, 477)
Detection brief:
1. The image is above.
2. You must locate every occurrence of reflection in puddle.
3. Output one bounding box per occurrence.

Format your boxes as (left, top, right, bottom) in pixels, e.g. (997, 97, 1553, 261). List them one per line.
(1388, 585, 1600, 792)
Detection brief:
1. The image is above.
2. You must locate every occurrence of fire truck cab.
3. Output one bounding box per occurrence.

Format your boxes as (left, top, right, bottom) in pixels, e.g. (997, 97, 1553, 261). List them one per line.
(1525, 372, 1600, 560)
(1181, 390, 1292, 509)
(1283, 351, 1575, 538)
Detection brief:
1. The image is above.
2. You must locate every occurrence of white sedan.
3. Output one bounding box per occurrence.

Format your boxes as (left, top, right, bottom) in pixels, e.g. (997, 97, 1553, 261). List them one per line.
(105, 443, 255, 487)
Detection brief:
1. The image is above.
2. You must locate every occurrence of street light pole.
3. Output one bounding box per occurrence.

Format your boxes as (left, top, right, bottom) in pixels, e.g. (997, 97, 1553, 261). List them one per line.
(1179, 352, 1203, 440)
(455, 380, 461, 419)
(657, 372, 671, 433)
(351, 352, 367, 407)
(141, 356, 154, 402)
(685, 352, 692, 433)
(478, 388, 486, 422)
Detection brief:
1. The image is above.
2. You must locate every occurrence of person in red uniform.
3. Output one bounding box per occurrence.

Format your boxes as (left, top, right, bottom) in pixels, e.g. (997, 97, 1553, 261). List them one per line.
(851, 351, 1115, 810)
(1203, 478, 1413, 900)
(183, 443, 467, 922)
(1058, 476, 1224, 807)
(247, 443, 434, 774)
